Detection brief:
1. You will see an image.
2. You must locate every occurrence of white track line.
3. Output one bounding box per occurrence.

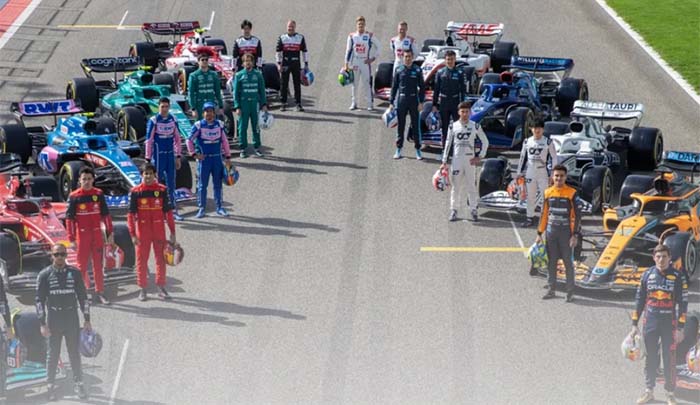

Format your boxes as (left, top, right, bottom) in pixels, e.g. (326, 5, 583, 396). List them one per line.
(205, 11, 215, 30)
(0, 0, 43, 51)
(594, 0, 700, 106)
(116, 10, 128, 30)
(109, 338, 130, 405)
(508, 212, 528, 258)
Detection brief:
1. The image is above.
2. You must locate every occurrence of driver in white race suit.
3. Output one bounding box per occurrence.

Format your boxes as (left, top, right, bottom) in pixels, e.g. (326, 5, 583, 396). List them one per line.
(517, 118, 557, 227)
(441, 101, 489, 222)
(344, 15, 380, 111)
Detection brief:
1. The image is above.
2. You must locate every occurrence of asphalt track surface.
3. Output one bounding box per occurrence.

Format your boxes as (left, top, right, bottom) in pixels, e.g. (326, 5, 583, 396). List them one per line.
(1, 0, 699, 404)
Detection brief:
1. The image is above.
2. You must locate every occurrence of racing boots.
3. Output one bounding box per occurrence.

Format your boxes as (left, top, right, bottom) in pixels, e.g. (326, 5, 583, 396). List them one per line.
(349, 103, 357, 110)
(139, 289, 148, 301)
(195, 208, 206, 218)
(449, 210, 458, 222)
(254, 149, 264, 157)
(93, 293, 111, 306)
(665, 391, 677, 405)
(280, 104, 288, 112)
(470, 209, 479, 222)
(296, 104, 305, 112)
(636, 389, 654, 404)
(47, 384, 57, 401)
(415, 150, 423, 160)
(74, 382, 88, 399)
(521, 217, 535, 227)
(216, 208, 229, 217)
(393, 148, 402, 160)
(240, 150, 248, 159)
(158, 287, 172, 300)
(542, 289, 556, 300)
(173, 211, 184, 222)
(565, 290, 574, 303)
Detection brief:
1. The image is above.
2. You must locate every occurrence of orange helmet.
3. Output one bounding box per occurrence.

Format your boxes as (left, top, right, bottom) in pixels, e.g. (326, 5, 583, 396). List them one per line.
(164, 242, 184, 266)
(506, 177, 527, 201)
(621, 330, 642, 362)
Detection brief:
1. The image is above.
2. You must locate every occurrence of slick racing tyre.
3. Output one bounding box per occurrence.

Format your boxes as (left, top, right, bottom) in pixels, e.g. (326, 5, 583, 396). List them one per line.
(421, 38, 445, 53)
(479, 156, 510, 197)
(504, 107, 534, 149)
(477, 72, 501, 95)
(175, 159, 193, 190)
(618, 174, 655, 206)
(112, 223, 135, 268)
(374, 62, 393, 93)
(0, 124, 31, 164)
(66, 77, 99, 113)
(491, 41, 518, 73)
(543, 121, 569, 138)
(580, 166, 613, 213)
(129, 42, 159, 71)
(0, 231, 21, 279)
(153, 73, 177, 94)
(628, 127, 663, 171)
(556, 78, 588, 117)
(262, 63, 281, 92)
(117, 107, 147, 143)
(28, 176, 61, 202)
(204, 38, 228, 55)
(58, 161, 85, 201)
(177, 65, 197, 96)
(664, 232, 697, 281)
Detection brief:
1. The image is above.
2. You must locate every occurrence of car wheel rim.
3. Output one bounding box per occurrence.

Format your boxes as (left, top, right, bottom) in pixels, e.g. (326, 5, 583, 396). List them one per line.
(688, 242, 697, 276)
(61, 174, 70, 200)
(178, 73, 186, 95)
(603, 172, 613, 204)
(654, 135, 663, 165)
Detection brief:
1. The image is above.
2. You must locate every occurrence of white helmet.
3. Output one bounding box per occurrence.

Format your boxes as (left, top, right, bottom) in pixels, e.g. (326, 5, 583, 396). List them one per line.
(382, 107, 398, 128)
(621, 330, 642, 361)
(259, 111, 274, 130)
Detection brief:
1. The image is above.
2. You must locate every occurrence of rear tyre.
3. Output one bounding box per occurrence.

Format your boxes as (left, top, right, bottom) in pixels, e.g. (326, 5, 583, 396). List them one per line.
(28, 176, 61, 202)
(0, 232, 21, 279)
(175, 159, 193, 190)
(262, 63, 281, 91)
(177, 65, 197, 96)
(664, 232, 697, 281)
(580, 166, 613, 213)
(152, 73, 177, 94)
(112, 223, 135, 268)
(504, 107, 533, 149)
(628, 127, 663, 171)
(66, 77, 99, 113)
(204, 38, 228, 55)
(117, 107, 147, 143)
(543, 121, 569, 138)
(374, 62, 394, 92)
(421, 38, 445, 53)
(477, 72, 501, 95)
(58, 161, 85, 201)
(479, 156, 510, 197)
(491, 41, 518, 73)
(129, 42, 159, 71)
(0, 124, 32, 164)
(556, 78, 588, 117)
(619, 174, 655, 206)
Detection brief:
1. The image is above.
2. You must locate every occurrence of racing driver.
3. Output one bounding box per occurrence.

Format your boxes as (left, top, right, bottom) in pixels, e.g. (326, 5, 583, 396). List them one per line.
(344, 15, 380, 111)
(517, 118, 557, 227)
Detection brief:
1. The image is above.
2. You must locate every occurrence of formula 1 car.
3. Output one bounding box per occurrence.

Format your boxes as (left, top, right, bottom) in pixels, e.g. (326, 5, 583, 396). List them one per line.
(660, 311, 700, 394)
(129, 21, 280, 101)
(0, 153, 136, 293)
(1, 99, 194, 206)
(532, 150, 700, 289)
(545, 101, 663, 171)
(374, 21, 518, 102)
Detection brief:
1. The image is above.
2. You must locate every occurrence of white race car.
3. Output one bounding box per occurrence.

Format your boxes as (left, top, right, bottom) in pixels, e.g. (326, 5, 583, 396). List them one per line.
(374, 21, 519, 101)
(546, 100, 664, 172)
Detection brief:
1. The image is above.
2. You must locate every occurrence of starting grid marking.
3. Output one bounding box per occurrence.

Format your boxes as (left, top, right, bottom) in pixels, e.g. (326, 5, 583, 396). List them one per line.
(421, 247, 528, 253)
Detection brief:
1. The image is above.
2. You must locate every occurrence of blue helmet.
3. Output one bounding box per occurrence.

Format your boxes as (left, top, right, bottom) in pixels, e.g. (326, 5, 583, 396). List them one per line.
(382, 107, 398, 128)
(79, 329, 103, 358)
(301, 68, 314, 86)
(223, 165, 240, 186)
(425, 111, 441, 132)
(202, 101, 216, 111)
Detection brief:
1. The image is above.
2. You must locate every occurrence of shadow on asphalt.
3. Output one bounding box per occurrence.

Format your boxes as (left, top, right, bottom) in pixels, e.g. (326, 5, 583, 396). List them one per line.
(302, 108, 380, 120)
(108, 303, 246, 327)
(262, 155, 367, 170)
(175, 216, 307, 238)
(234, 160, 328, 175)
(274, 112, 352, 125)
(172, 297, 306, 320)
(230, 214, 340, 233)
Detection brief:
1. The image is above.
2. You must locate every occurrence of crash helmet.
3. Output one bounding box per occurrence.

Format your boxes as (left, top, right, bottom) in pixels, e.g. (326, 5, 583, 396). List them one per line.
(164, 242, 185, 266)
(259, 111, 274, 129)
(425, 111, 441, 132)
(688, 345, 700, 373)
(79, 329, 103, 358)
(300, 68, 314, 86)
(338, 68, 354, 86)
(621, 330, 642, 361)
(104, 245, 125, 270)
(432, 167, 450, 192)
(499, 71, 513, 84)
(506, 177, 527, 202)
(528, 241, 548, 269)
(202, 101, 217, 112)
(6, 338, 26, 368)
(223, 165, 240, 186)
(382, 107, 398, 128)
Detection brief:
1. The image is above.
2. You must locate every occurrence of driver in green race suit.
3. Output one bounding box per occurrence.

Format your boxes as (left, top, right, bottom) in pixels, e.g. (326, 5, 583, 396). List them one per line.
(233, 53, 268, 158)
(188, 53, 224, 120)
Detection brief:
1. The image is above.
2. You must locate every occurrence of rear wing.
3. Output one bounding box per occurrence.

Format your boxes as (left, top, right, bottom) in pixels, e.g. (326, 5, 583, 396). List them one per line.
(507, 56, 574, 73)
(445, 22, 504, 38)
(80, 56, 142, 74)
(11, 99, 82, 119)
(141, 21, 200, 36)
(571, 100, 644, 121)
(660, 151, 700, 180)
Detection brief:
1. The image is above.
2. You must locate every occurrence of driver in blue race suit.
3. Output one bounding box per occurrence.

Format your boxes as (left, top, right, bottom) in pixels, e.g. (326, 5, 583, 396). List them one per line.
(145, 97, 184, 221)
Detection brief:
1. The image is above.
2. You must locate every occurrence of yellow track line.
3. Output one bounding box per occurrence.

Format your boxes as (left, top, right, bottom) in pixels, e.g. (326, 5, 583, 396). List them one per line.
(421, 247, 529, 253)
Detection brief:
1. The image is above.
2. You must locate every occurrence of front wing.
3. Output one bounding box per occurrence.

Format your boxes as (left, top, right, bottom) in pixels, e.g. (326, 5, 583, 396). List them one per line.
(532, 261, 644, 290)
(104, 187, 196, 209)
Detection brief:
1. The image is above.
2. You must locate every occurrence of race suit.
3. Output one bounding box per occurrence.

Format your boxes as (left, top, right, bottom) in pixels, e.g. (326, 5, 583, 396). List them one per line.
(442, 119, 489, 213)
(187, 68, 224, 118)
(390, 35, 418, 72)
(145, 114, 182, 210)
(0, 275, 10, 331)
(14, 312, 46, 363)
(633, 266, 688, 393)
(517, 136, 558, 218)
(345, 31, 379, 107)
(65, 188, 113, 293)
(187, 119, 231, 210)
(232, 35, 263, 70)
(276, 32, 308, 106)
(390, 63, 425, 150)
(432, 66, 468, 145)
(233, 67, 267, 150)
(537, 184, 580, 292)
(36, 265, 89, 384)
(128, 182, 175, 289)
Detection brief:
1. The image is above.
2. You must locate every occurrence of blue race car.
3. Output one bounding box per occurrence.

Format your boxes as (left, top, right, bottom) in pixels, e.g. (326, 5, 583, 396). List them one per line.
(466, 56, 588, 150)
(2, 99, 194, 208)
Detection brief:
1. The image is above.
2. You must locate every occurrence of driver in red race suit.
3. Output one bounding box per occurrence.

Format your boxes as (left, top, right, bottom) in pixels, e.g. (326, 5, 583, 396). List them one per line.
(631, 244, 688, 405)
(65, 166, 113, 305)
(128, 162, 177, 301)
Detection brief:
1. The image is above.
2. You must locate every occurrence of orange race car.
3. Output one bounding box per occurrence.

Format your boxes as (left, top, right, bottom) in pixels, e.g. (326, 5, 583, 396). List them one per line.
(532, 150, 700, 290)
